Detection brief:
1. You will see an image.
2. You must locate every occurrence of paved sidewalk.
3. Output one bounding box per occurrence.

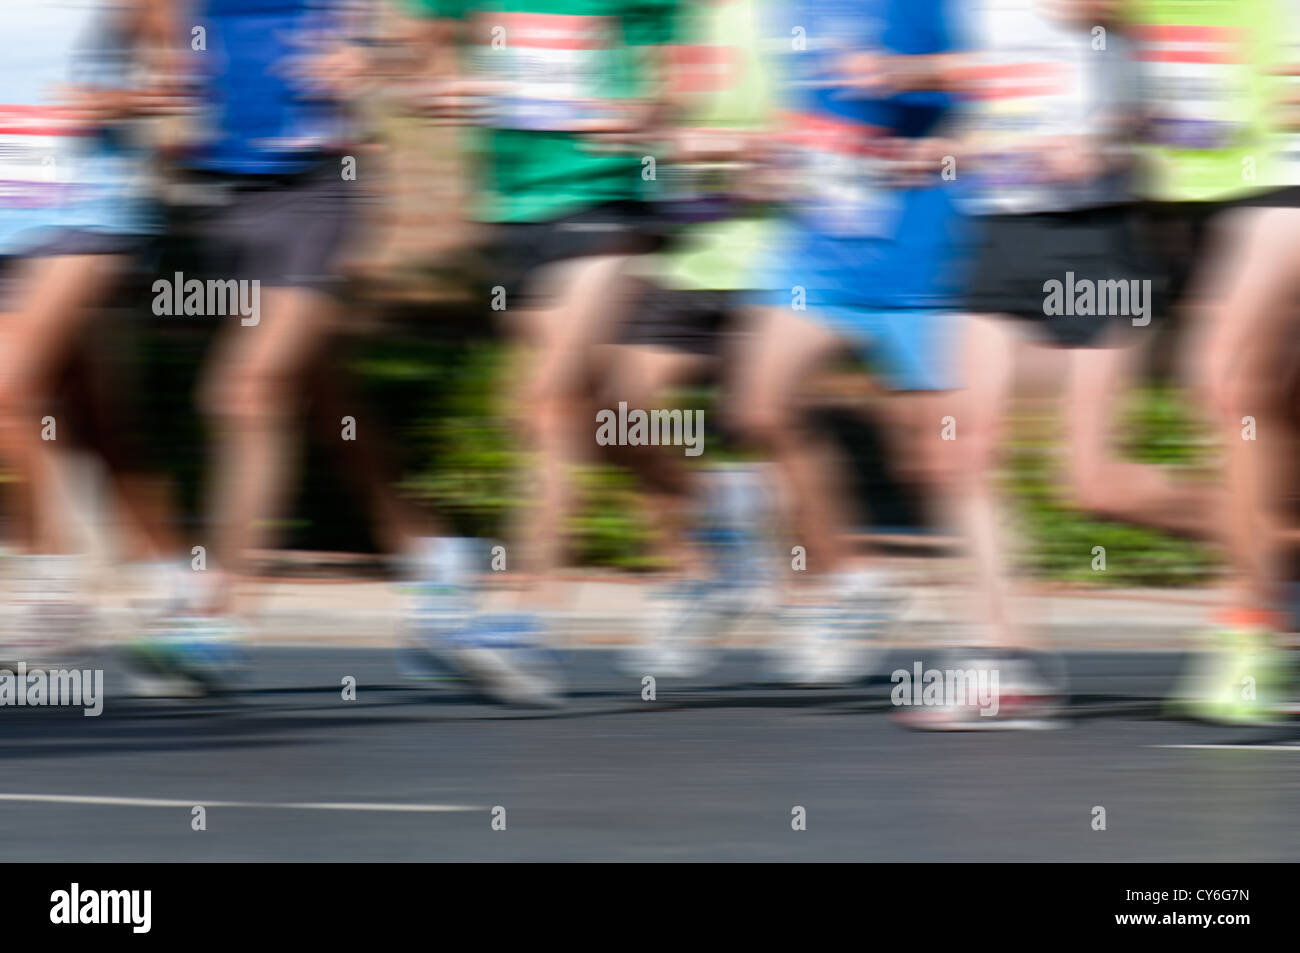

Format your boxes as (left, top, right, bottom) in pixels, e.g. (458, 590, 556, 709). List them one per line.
(242, 578, 1219, 650)
(59, 553, 1225, 650)
(22, 459, 1228, 650)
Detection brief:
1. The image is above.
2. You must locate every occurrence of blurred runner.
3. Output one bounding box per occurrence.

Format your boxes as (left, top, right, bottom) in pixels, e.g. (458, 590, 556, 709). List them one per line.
(603, 0, 780, 678)
(403, 0, 681, 704)
(1166, 0, 1299, 721)
(0, 0, 177, 667)
(122, 0, 374, 691)
(734, 0, 969, 685)
(120, 0, 539, 700)
(889, 0, 1292, 730)
(896, 0, 1147, 729)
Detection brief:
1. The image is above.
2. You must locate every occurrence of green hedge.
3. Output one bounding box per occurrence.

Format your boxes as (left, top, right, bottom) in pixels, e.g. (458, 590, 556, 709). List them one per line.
(357, 338, 1219, 585)
(123, 324, 1220, 585)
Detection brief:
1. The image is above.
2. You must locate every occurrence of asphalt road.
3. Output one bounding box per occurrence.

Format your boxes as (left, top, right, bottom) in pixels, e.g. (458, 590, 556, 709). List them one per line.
(1, 648, 1296, 861)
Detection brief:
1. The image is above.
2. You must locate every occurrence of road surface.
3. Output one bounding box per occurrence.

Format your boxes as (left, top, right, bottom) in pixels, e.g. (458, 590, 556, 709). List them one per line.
(1, 648, 1296, 861)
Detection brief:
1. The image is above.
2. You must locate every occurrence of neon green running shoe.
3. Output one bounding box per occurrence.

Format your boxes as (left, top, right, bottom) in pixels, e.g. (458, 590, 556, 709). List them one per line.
(1169, 625, 1286, 724)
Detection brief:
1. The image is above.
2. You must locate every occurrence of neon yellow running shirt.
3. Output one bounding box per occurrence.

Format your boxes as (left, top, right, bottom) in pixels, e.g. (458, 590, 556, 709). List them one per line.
(1128, 0, 1283, 201)
(634, 0, 776, 292)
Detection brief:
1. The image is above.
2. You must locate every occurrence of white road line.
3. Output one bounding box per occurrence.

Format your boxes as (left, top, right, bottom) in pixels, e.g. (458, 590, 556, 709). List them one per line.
(0, 793, 480, 812)
(1150, 744, 1300, 751)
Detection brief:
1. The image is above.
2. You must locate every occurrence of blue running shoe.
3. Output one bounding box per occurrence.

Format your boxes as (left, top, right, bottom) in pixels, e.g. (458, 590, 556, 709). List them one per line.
(414, 611, 565, 707)
(124, 615, 249, 696)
